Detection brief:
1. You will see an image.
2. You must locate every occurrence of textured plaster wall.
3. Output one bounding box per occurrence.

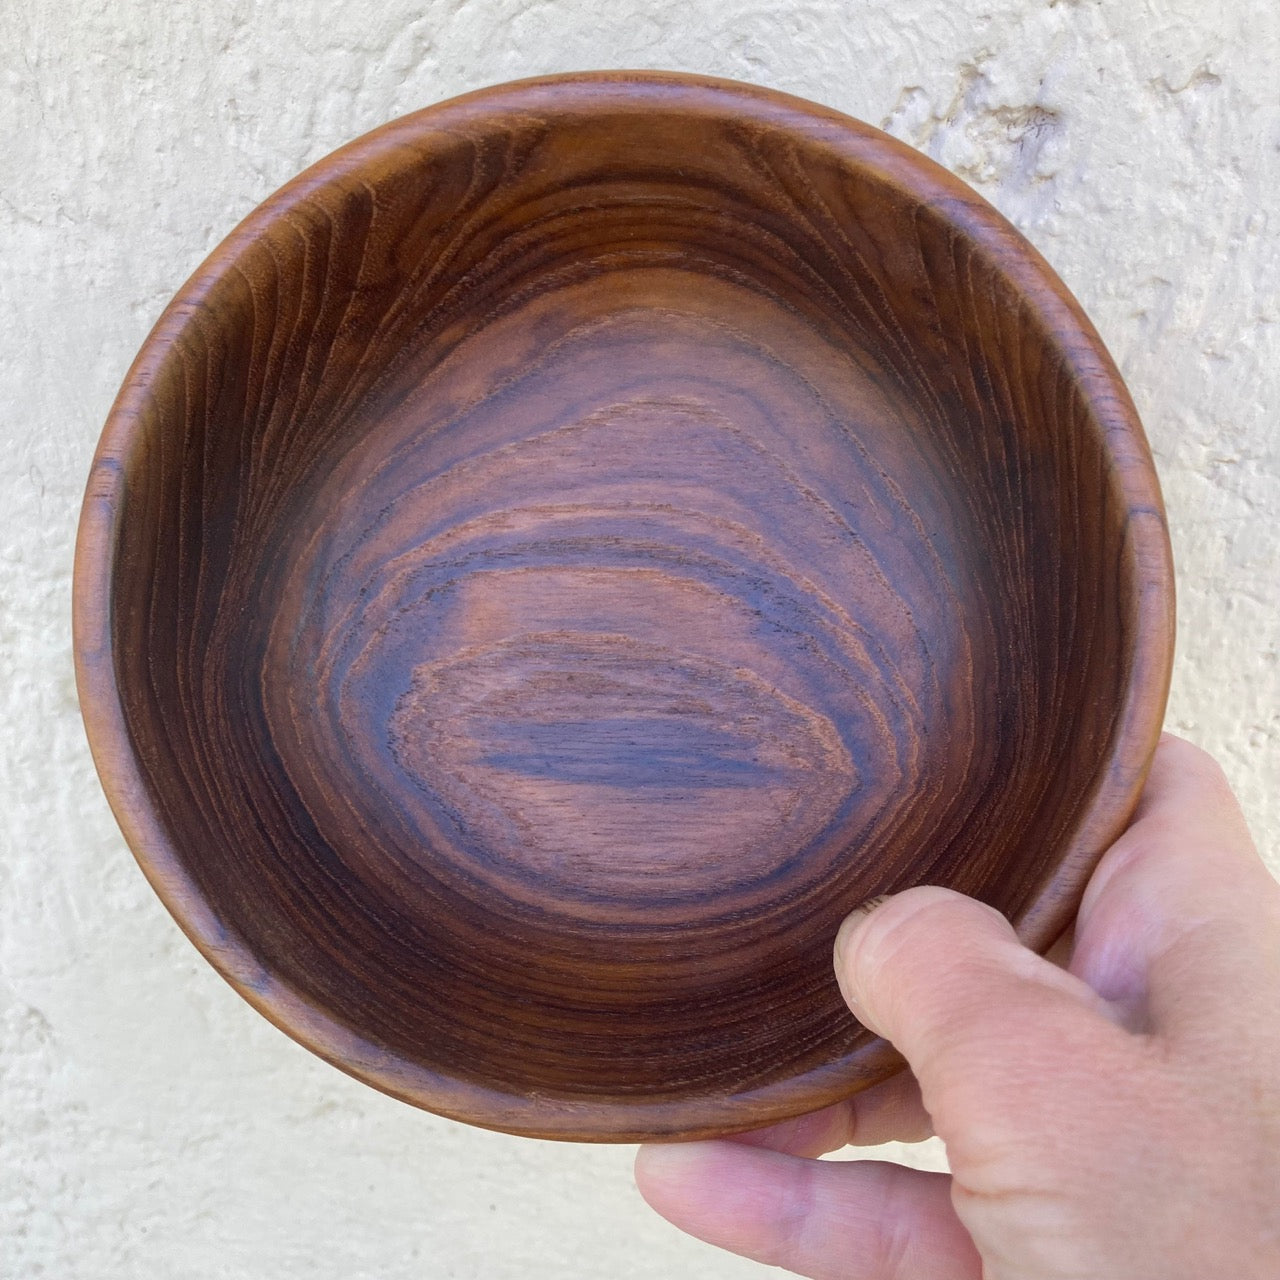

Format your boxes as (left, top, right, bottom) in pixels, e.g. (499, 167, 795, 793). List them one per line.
(2, 0, 1277, 1276)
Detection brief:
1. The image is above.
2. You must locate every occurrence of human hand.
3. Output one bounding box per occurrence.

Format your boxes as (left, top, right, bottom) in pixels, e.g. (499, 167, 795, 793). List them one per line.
(635, 735, 1280, 1279)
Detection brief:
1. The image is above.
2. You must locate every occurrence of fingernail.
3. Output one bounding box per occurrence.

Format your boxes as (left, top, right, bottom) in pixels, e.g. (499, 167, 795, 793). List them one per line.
(835, 895, 893, 966)
(833, 896, 894, 1024)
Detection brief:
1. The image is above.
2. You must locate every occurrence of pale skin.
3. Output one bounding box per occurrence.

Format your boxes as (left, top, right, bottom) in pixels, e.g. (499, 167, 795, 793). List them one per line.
(635, 735, 1280, 1279)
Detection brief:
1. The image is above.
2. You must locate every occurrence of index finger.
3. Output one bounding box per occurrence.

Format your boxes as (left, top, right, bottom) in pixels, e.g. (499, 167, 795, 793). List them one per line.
(1070, 734, 1280, 1039)
(724, 1069, 934, 1157)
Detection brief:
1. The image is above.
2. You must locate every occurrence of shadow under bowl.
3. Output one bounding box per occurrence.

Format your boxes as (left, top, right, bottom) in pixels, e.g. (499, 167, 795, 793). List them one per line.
(74, 71, 1173, 1141)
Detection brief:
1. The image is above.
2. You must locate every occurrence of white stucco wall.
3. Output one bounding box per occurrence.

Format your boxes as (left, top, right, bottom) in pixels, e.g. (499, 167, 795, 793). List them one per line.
(2, 1, 1276, 1276)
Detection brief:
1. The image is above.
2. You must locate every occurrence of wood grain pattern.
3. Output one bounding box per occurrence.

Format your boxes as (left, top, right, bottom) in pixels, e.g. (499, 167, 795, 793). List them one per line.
(73, 72, 1174, 1141)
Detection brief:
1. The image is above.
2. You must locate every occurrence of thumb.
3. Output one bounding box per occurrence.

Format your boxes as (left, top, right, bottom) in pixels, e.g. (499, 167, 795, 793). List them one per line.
(834, 888, 1133, 1145)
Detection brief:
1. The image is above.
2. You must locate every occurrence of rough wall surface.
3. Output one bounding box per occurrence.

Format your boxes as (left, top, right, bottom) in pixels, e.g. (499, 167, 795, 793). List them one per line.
(1, 1, 1276, 1276)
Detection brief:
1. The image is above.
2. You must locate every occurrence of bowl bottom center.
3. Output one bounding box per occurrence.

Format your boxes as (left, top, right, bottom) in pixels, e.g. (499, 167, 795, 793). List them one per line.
(265, 267, 972, 924)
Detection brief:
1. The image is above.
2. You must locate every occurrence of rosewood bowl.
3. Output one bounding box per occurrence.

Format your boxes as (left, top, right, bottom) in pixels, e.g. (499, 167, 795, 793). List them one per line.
(73, 72, 1174, 1141)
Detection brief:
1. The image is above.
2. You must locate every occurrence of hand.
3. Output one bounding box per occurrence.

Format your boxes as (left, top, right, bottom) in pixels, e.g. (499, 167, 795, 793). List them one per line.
(634, 735, 1280, 1279)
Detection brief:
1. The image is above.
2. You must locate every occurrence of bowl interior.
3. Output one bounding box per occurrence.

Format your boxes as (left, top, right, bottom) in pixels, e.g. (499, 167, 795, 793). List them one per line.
(83, 75, 1167, 1138)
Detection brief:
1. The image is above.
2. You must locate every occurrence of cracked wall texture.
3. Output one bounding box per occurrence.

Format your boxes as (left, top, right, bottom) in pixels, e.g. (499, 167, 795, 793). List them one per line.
(1, 0, 1277, 1276)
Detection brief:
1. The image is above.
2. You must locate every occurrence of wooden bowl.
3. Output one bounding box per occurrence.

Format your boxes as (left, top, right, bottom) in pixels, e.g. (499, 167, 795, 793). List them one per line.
(74, 71, 1174, 1141)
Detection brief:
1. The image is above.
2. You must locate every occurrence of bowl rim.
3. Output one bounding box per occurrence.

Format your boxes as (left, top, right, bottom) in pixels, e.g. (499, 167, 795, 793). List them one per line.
(72, 68, 1175, 1142)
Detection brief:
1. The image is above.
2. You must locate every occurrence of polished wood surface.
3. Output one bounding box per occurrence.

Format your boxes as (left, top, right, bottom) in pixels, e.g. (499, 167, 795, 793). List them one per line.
(73, 72, 1174, 1140)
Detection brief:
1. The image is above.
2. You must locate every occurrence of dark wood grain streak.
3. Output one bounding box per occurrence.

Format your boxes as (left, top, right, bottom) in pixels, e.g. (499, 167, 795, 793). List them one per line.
(73, 72, 1174, 1141)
